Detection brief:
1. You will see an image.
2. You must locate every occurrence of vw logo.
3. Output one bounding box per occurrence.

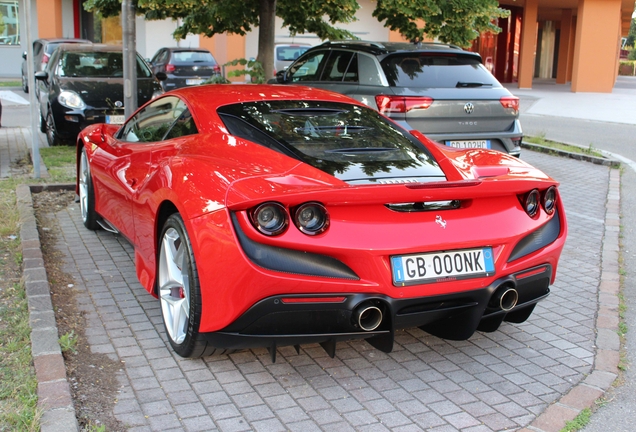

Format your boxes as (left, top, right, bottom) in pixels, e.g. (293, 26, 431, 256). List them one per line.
(464, 102, 474, 114)
(114, 101, 123, 108)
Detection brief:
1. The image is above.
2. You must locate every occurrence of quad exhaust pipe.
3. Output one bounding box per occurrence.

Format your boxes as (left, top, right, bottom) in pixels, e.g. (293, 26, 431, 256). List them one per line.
(353, 302, 383, 331)
(490, 282, 519, 312)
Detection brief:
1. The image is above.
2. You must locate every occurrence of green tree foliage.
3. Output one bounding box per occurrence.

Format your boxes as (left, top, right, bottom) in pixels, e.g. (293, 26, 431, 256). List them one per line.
(627, 17, 636, 48)
(84, 0, 507, 79)
(373, 0, 509, 47)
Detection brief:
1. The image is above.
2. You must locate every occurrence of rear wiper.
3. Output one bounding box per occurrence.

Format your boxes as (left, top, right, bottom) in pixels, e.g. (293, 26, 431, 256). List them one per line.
(325, 147, 398, 154)
(456, 81, 492, 87)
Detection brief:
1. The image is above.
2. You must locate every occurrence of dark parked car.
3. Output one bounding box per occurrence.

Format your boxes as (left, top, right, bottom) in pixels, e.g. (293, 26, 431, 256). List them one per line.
(273, 41, 523, 156)
(149, 47, 221, 91)
(21, 38, 92, 93)
(35, 44, 164, 146)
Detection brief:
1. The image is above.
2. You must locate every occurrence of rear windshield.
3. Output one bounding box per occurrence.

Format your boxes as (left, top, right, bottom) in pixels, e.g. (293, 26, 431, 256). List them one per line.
(217, 101, 441, 179)
(57, 51, 152, 78)
(171, 51, 216, 64)
(381, 53, 500, 88)
(276, 46, 310, 61)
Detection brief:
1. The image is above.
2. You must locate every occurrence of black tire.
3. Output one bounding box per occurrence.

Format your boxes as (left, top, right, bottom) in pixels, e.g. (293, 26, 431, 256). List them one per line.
(22, 73, 28, 93)
(78, 148, 99, 230)
(157, 214, 225, 358)
(45, 110, 63, 146)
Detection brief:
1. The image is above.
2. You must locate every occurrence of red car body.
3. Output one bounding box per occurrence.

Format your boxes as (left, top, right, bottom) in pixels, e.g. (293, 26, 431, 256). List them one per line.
(76, 84, 566, 360)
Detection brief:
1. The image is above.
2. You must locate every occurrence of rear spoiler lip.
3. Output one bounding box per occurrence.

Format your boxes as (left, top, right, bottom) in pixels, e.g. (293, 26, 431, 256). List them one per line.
(225, 175, 558, 211)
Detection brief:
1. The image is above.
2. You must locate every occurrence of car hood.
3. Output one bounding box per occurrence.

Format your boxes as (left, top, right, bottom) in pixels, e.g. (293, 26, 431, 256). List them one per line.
(58, 77, 159, 109)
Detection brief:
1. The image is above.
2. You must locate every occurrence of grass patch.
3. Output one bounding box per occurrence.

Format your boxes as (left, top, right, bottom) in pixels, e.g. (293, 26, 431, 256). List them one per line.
(560, 408, 591, 432)
(0, 149, 76, 430)
(39, 147, 76, 183)
(525, 135, 605, 158)
(0, 279, 40, 431)
(0, 81, 21, 87)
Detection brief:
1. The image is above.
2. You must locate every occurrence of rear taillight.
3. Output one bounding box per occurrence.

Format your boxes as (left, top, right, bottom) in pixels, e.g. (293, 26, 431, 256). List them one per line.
(42, 54, 50, 66)
(213, 65, 221, 73)
(165, 64, 176, 73)
(500, 96, 519, 111)
(542, 186, 557, 215)
(250, 202, 288, 236)
(375, 95, 433, 114)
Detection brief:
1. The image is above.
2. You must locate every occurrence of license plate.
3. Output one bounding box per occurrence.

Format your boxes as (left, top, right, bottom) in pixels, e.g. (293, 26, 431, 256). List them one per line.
(186, 79, 204, 85)
(447, 140, 490, 149)
(391, 247, 495, 286)
(106, 115, 125, 125)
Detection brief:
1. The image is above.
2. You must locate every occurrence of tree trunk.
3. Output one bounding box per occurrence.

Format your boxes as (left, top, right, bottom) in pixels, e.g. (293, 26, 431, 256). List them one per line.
(257, 0, 276, 81)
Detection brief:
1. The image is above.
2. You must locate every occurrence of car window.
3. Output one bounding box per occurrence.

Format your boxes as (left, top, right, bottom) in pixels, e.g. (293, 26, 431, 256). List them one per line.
(217, 101, 441, 178)
(34, 42, 43, 57)
(380, 53, 499, 88)
(275, 46, 310, 61)
(171, 51, 216, 64)
(120, 96, 190, 143)
(56, 51, 152, 78)
(163, 109, 198, 140)
(321, 51, 358, 83)
(287, 51, 327, 82)
(358, 53, 384, 86)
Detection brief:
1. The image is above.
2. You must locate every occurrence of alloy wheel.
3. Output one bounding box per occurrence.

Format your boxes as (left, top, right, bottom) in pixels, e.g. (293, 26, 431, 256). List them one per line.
(158, 227, 191, 344)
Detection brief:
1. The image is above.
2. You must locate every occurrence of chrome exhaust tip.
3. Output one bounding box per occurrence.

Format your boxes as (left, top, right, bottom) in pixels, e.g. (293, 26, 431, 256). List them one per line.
(490, 283, 519, 312)
(353, 303, 383, 331)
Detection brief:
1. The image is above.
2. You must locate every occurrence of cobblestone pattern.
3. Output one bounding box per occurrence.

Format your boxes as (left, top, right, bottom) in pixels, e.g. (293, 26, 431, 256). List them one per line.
(50, 150, 609, 431)
(0, 126, 29, 177)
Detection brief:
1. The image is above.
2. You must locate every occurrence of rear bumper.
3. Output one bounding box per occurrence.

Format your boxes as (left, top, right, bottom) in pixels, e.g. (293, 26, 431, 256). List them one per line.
(162, 74, 219, 90)
(200, 264, 551, 358)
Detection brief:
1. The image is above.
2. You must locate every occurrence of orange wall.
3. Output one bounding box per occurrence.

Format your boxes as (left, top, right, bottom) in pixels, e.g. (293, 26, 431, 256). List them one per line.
(555, 9, 573, 84)
(518, 0, 538, 88)
(199, 34, 246, 82)
(571, 0, 621, 92)
(37, 0, 63, 38)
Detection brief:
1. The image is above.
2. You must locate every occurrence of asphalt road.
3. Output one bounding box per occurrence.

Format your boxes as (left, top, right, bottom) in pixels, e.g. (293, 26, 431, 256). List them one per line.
(518, 109, 636, 432)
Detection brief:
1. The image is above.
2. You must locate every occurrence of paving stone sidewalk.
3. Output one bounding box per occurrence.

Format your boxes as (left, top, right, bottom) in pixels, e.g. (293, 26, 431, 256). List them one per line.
(33, 150, 613, 432)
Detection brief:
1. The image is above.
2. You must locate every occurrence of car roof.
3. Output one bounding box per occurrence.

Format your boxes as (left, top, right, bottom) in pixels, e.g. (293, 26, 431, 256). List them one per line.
(310, 40, 480, 58)
(37, 38, 92, 45)
(54, 43, 126, 53)
(162, 47, 212, 52)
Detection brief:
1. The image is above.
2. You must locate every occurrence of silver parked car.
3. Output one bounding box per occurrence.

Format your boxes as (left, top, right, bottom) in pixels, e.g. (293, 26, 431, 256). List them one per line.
(273, 41, 522, 156)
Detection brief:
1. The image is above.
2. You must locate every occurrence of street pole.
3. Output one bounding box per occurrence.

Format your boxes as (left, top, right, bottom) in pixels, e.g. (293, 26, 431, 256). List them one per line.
(24, 0, 40, 178)
(122, 0, 137, 118)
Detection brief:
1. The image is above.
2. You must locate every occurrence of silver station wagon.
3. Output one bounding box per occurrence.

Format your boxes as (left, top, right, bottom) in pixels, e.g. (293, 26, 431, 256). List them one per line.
(273, 40, 522, 157)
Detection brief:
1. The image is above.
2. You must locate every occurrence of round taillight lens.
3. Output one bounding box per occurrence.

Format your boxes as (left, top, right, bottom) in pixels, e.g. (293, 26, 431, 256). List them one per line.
(542, 186, 557, 215)
(250, 202, 288, 236)
(294, 202, 329, 235)
(524, 189, 540, 217)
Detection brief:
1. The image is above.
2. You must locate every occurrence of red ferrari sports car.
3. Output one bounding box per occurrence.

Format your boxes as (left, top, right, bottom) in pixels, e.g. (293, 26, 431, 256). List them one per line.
(76, 84, 566, 361)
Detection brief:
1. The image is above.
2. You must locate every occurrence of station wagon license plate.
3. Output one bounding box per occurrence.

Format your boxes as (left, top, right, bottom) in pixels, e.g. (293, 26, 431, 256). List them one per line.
(186, 78, 204, 85)
(391, 247, 495, 285)
(447, 140, 490, 149)
(106, 115, 125, 125)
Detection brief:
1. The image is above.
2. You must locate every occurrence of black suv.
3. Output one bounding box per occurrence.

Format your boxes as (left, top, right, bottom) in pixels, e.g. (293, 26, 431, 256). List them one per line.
(273, 41, 522, 156)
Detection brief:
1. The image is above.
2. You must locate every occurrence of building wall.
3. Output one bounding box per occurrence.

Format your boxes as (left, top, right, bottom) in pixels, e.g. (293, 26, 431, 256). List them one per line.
(136, 18, 199, 60)
(0, 0, 24, 77)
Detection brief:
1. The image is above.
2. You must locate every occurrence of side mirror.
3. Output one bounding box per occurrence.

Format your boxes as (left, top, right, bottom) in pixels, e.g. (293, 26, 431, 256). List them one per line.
(22, 51, 27, 60)
(34, 71, 49, 81)
(155, 71, 167, 81)
(275, 70, 286, 84)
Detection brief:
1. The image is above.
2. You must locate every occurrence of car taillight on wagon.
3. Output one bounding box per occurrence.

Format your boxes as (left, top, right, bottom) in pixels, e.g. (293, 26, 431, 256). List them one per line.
(375, 95, 433, 114)
(165, 64, 176, 73)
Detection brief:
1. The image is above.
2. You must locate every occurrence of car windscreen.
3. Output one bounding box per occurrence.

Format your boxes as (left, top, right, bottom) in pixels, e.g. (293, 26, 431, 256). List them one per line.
(57, 51, 153, 78)
(217, 101, 444, 181)
(171, 51, 216, 64)
(381, 53, 500, 88)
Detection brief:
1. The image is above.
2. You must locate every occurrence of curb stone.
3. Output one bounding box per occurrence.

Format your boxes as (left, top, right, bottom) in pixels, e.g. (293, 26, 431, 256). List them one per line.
(522, 141, 621, 167)
(18, 159, 621, 431)
(17, 183, 79, 432)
